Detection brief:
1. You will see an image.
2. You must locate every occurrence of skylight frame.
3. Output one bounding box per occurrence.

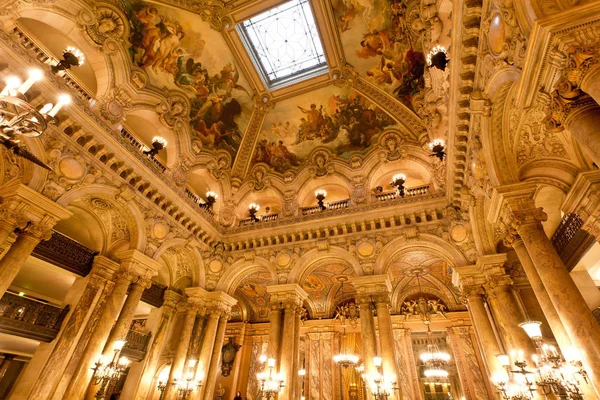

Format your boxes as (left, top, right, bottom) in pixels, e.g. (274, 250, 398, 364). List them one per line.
(237, 0, 329, 90)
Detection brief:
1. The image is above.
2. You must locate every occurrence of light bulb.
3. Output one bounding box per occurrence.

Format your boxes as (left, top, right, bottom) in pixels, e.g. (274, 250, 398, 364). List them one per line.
(18, 69, 43, 94)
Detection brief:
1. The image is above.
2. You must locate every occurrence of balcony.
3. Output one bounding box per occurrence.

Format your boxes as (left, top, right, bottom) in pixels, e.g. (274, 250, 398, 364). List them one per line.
(32, 231, 97, 277)
(239, 213, 280, 227)
(373, 184, 431, 202)
(551, 213, 595, 270)
(119, 128, 167, 173)
(0, 292, 70, 342)
(121, 329, 152, 362)
(301, 198, 350, 216)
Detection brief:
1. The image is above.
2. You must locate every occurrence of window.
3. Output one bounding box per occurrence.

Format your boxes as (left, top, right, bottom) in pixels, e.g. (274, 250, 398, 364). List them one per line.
(237, 0, 328, 89)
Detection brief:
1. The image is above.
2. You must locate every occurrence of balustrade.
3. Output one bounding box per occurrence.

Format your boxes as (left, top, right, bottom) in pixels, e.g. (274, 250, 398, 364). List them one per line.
(32, 230, 97, 277)
(373, 184, 431, 202)
(550, 213, 595, 270)
(119, 128, 167, 173)
(122, 329, 152, 362)
(301, 198, 350, 216)
(239, 213, 280, 226)
(0, 292, 69, 342)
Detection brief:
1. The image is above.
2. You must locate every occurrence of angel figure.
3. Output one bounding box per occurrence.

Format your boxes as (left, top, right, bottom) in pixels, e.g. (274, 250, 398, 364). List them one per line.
(427, 299, 447, 318)
(213, 63, 251, 98)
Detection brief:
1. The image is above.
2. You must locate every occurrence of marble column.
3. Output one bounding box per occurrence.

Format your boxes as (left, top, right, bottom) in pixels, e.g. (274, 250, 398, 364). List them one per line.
(0, 355, 15, 381)
(104, 278, 151, 355)
(446, 326, 490, 400)
(357, 297, 377, 377)
(563, 102, 600, 166)
(23, 257, 120, 400)
(268, 304, 282, 362)
(375, 299, 400, 396)
(492, 184, 600, 395)
(461, 286, 503, 377)
(203, 315, 229, 400)
(195, 312, 220, 400)
(266, 284, 307, 400)
(485, 275, 537, 357)
(164, 303, 198, 400)
(581, 64, 600, 105)
(62, 270, 134, 400)
(509, 236, 573, 352)
(132, 290, 182, 400)
(0, 224, 53, 297)
(279, 304, 298, 400)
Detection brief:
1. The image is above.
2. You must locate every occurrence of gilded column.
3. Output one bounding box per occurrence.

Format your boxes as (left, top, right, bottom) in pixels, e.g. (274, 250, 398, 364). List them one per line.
(491, 183, 600, 395)
(164, 300, 199, 400)
(133, 290, 182, 400)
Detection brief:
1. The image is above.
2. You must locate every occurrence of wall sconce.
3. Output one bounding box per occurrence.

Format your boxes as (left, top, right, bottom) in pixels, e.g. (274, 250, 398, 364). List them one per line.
(143, 136, 168, 157)
(248, 203, 260, 222)
(315, 189, 327, 211)
(391, 174, 406, 198)
(205, 191, 218, 210)
(51, 47, 85, 74)
(429, 139, 446, 161)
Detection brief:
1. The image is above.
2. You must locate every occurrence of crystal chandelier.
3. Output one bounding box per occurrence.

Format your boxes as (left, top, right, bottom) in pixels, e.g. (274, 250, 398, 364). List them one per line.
(420, 326, 451, 380)
(359, 357, 398, 400)
(257, 356, 285, 400)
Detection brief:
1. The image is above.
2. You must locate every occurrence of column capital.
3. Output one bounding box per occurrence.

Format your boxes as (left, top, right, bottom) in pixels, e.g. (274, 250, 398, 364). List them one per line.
(488, 183, 549, 232)
(163, 289, 182, 311)
(0, 183, 72, 224)
(90, 256, 121, 282)
(203, 290, 238, 317)
(266, 284, 308, 309)
(350, 274, 393, 302)
(115, 249, 160, 281)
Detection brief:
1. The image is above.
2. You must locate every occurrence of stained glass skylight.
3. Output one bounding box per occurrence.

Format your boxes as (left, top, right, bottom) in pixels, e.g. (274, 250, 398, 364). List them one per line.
(237, 0, 328, 89)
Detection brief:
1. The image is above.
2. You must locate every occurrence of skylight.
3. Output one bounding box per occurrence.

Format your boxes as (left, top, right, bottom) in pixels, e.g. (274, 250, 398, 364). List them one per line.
(238, 0, 328, 90)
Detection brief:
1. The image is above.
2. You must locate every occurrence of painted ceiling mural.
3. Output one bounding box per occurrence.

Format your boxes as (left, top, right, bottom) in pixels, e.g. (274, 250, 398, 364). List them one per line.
(300, 263, 356, 318)
(123, 0, 253, 163)
(252, 85, 398, 173)
(234, 270, 273, 322)
(330, 0, 426, 109)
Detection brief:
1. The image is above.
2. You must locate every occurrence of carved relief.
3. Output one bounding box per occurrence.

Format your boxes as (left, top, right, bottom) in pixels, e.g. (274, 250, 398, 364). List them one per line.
(82, 5, 128, 45)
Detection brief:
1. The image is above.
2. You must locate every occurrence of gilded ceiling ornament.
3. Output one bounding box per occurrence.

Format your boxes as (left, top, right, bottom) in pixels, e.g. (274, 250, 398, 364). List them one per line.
(98, 87, 132, 123)
(84, 5, 128, 45)
(380, 132, 404, 161)
(311, 151, 334, 177)
(250, 165, 269, 191)
(157, 96, 189, 127)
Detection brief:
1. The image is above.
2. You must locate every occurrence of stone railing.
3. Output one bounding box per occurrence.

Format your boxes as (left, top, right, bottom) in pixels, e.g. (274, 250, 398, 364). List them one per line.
(239, 213, 280, 227)
(0, 292, 70, 342)
(373, 184, 431, 202)
(122, 329, 152, 362)
(184, 188, 215, 218)
(32, 231, 97, 277)
(119, 128, 167, 173)
(301, 198, 350, 216)
(551, 213, 595, 270)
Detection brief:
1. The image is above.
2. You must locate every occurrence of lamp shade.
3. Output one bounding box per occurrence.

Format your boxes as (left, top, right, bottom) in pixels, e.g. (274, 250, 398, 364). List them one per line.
(519, 320, 542, 339)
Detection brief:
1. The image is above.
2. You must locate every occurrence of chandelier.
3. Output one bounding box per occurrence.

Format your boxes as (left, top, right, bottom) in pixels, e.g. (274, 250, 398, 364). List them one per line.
(0, 71, 72, 169)
(90, 340, 130, 399)
(333, 324, 359, 368)
(491, 320, 587, 400)
(420, 326, 451, 380)
(257, 356, 284, 400)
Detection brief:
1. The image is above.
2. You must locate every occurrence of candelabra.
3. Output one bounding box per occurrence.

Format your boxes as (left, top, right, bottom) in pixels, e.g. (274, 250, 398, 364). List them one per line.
(200, 191, 218, 211)
(248, 203, 261, 222)
(391, 174, 406, 198)
(428, 139, 446, 161)
(51, 47, 85, 74)
(157, 360, 202, 400)
(90, 340, 131, 400)
(143, 136, 167, 157)
(315, 189, 327, 211)
(358, 356, 398, 400)
(256, 356, 284, 400)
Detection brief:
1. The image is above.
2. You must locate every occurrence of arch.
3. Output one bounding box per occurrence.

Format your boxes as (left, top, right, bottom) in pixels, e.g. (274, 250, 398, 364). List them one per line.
(214, 257, 278, 294)
(56, 184, 146, 253)
(288, 246, 363, 284)
(14, 9, 110, 96)
(391, 275, 461, 313)
(374, 234, 469, 275)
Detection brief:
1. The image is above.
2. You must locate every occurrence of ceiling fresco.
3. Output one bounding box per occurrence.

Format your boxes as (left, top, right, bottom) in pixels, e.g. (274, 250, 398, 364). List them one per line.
(123, 0, 253, 163)
(234, 270, 273, 322)
(252, 85, 398, 173)
(330, 0, 426, 109)
(300, 263, 356, 317)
